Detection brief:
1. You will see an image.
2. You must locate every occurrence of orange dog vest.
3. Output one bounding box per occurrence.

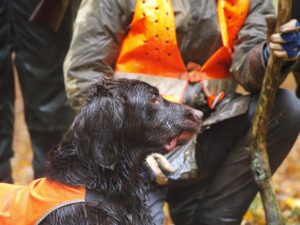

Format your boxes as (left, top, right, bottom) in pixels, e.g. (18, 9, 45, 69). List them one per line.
(0, 178, 85, 225)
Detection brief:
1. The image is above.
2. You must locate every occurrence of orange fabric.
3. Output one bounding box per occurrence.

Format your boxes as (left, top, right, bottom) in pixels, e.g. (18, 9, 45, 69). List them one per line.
(115, 0, 186, 77)
(0, 178, 85, 225)
(116, 0, 249, 79)
(218, 0, 250, 49)
(200, 0, 250, 79)
(115, 0, 250, 107)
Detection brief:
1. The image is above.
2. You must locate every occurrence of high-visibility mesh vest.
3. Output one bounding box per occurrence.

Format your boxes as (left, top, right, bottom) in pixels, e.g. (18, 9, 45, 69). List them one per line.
(115, 0, 250, 105)
(0, 178, 85, 225)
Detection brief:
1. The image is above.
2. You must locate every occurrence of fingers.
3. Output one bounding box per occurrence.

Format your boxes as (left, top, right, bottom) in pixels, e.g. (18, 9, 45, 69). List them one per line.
(187, 61, 201, 72)
(268, 19, 300, 61)
(180, 71, 203, 83)
(270, 33, 286, 44)
(146, 154, 167, 185)
(181, 62, 203, 83)
(146, 153, 175, 185)
(270, 20, 299, 43)
(269, 41, 290, 60)
(280, 19, 298, 33)
(188, 71, 201, 83)
(154, 154, 176, 174)
(272, 50, 289, 60)
(270, 34, 300, 60)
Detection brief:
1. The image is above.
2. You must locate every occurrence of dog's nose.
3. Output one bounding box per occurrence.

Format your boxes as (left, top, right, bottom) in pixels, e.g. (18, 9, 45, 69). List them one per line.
(192, 109, 203, 122)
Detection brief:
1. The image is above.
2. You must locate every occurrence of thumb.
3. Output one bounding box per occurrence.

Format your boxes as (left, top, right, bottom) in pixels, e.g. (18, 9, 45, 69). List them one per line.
(146, 154, 169, 185)
(154, 154, 176, 174)
(265, 14, 277, 42)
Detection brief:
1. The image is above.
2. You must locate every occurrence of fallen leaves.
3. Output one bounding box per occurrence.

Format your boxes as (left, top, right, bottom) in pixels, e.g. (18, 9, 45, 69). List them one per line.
(243, 136, 300, 225)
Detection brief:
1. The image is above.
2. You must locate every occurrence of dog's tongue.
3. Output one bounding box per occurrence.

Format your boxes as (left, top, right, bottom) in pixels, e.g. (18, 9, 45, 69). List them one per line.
(164, 137, 178, 152)
(178, 131, 194, 141)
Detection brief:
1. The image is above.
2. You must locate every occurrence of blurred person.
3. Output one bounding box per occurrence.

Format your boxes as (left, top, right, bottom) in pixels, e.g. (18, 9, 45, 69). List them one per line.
(292, 0, 300, 97)
(0, 0, 80, 183)
(64, 0, 300, 224)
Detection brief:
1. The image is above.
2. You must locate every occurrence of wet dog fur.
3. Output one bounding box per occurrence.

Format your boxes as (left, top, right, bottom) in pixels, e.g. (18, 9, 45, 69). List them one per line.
(21, 78, 202, 225)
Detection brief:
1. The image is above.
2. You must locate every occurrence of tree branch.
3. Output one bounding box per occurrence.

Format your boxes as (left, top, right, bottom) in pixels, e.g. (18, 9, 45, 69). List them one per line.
(250, 0, 292, 224)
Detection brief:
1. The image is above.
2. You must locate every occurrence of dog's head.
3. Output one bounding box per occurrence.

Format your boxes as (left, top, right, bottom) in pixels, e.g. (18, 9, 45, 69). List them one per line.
(70, 78, 202, 170)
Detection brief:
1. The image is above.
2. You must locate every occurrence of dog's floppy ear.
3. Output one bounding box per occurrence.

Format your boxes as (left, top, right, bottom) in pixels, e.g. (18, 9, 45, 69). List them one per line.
(93, 95, 124, 169)
(77, 82, 125, 169)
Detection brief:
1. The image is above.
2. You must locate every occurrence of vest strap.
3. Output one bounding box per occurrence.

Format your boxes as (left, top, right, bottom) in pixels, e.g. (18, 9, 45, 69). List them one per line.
(115, 0, 250, 107)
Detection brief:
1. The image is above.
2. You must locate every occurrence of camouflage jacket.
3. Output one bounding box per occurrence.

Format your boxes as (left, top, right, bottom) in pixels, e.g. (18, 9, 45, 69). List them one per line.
(63, 0, 288, 124)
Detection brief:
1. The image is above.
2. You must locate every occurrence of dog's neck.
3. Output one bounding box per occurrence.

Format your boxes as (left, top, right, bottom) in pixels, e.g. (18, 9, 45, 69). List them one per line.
(47, 145, 149, 196)
(47, 144, 153, 225)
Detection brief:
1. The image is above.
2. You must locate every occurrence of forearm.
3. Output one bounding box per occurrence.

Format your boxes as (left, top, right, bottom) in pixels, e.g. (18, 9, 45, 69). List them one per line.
(63, 0, 132, 111)
(231, 0, 299, 93)
(231, 42, 266, 93)
(232, 43, 294, 93)
(64, 39, 115, 111)
(64, 67, 113, 112)
(230, 0, 274, 92)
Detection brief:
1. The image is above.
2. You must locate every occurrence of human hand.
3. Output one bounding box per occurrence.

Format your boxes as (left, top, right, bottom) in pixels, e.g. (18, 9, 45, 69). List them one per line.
(180, 62, 203, 83)
(146, 153, 175, 185)
(264, 15, 300, 61)
(181, 62, 205, 108)
(180, 62, 224, 109)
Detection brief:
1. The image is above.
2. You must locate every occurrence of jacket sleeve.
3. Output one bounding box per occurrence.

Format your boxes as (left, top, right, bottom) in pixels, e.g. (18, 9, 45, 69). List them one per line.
(230, 0, 277, 93)
(63, 0, 134, 111)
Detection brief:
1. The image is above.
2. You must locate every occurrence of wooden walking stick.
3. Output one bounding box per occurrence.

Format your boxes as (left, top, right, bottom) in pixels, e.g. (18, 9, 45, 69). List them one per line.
(250, 0, 292, 224)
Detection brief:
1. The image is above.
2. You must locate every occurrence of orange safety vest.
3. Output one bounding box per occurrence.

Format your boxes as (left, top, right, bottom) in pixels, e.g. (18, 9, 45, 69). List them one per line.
(0, 178, 85, 225)
(115, 0, 250, 107)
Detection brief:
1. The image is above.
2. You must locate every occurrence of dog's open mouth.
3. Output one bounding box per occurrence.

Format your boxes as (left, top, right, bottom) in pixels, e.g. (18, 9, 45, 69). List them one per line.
(164, 130, 198, 152)
(164, 109, 202, 152)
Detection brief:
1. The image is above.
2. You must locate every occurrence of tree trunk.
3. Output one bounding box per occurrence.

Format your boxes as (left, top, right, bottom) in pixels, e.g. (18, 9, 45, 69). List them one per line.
(250, 0, 292, 225)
